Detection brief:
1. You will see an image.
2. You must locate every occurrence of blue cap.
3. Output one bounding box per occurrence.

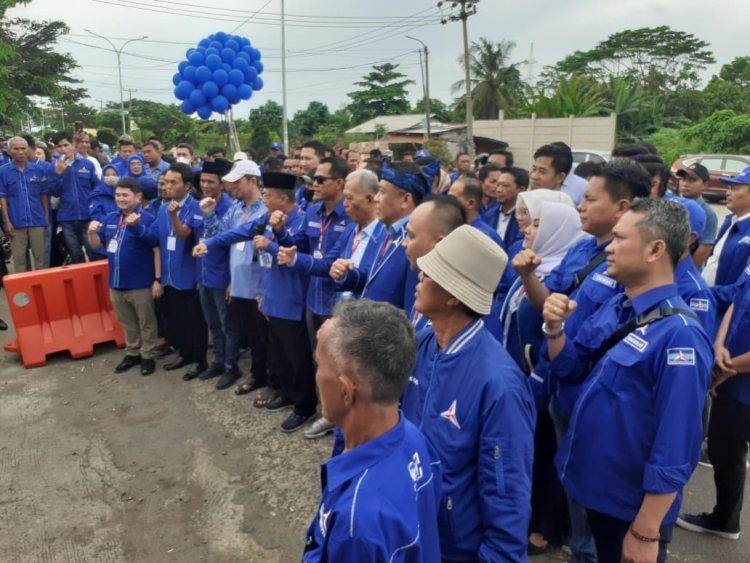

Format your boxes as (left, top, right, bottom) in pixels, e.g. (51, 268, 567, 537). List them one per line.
(672, 196, 706, 238)
(415, 149, 430, 159)
(380, 164, 431, 200)
(721, 165, 750, 185)
(270, 142, 282, 151)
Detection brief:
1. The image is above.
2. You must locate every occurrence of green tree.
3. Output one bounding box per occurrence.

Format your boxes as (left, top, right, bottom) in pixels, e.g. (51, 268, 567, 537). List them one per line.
(291, 101, 330, 138)
(524, 75, 608, 118)
(347, 63, 414, 125)
(0, 0, 84, 127)
(412, 98, 453, 122)
(552, 26, 715, 93)
(239, 100, 283, 158)
(452, 38, 525, 119)
(719, 56, 750, 88)
(128, 99, 199, 146)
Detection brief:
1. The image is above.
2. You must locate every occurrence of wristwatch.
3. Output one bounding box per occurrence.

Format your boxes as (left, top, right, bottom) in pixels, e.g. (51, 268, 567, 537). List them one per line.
(542, 321, 565, 339)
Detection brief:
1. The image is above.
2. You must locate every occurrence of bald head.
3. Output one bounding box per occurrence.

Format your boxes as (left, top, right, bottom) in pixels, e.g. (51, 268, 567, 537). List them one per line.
(404, 195, 467, 271)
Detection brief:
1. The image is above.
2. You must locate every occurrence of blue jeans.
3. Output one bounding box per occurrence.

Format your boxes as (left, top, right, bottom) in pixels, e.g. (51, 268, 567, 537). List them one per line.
(199, 286, 229, 369)
(549, 395, 599, 563)
(60, 220, 94, 264)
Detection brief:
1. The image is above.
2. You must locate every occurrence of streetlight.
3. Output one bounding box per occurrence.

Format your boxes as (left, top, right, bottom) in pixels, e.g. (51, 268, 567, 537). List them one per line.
(406, 35, 431, 140)
(85, 30, 148, 135)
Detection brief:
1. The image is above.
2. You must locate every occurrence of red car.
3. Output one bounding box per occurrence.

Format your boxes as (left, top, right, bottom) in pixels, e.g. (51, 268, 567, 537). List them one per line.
(670, 154, 750, 202)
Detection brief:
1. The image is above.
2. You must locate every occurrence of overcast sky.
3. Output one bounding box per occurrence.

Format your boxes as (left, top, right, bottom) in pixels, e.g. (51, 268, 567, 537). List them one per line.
(11, 0, 749, 119)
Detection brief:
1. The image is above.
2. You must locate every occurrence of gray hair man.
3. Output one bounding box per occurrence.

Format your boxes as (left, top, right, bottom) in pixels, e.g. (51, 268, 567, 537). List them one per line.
(303, 299, 441, 561)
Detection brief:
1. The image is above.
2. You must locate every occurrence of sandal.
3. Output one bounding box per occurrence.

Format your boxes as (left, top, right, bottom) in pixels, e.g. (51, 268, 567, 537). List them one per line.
(233, 378, 263, 396)
(253, 387, 278, 408)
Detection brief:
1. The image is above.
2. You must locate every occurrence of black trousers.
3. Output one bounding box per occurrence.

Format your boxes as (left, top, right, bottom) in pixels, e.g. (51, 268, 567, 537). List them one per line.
(305, 309, 328, 352)
(226, 297, 270, 385)
(529, 408, 566, 546)
(268, 316, 317, 416)
(707, 394, 750, 530)
(162, 285, 207, 365)
(587, 509, 672, 563)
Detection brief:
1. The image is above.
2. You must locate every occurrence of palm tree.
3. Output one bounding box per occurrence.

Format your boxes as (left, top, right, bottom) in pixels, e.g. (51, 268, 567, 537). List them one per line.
(452, 38, 525, 119)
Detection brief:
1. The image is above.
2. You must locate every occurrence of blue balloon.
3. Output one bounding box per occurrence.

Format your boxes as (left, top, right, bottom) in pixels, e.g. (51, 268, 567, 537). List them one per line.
(239, 37, 251, 48)
(189, 89, 207, 107)
(205, 47, 219, 57)
(197, 46, 207, 55)
(212, 68, 229, 87)
(211, 95, 229, 113)
(237, 84, 252, 100)
(241, 45, 254, 55)
(251, 48, 261, 61)
(225, 40, 239, 53)
(215, 31, 228, 44)
(243, 66, 258, 83)
(195, 65, 212, 83)
(186, 48, 196, 59)
(205, 54, 222, 71)
(222, 62, 232, 73)
(175, 80, 194, 100)
(228, 69, 244, 87)
(252, 76, 264, 91)
(180, 100, 196, 115)
(183, 65, 197, 83)
(188, 51, 204, 67)
(221, 48, 235, 63)
(209, 41, 223, 51)
(197, 105, 213, 120)
(221, 83, 237, 100)
(172, 72, 182, 86)
(201, 81, 219, 98)
(237, 52, 252, 64)
(252, 60, 264, 74)
(232, 57, 249, 71)
(178, 60, 189, 73)
(198, 39, 210, 48)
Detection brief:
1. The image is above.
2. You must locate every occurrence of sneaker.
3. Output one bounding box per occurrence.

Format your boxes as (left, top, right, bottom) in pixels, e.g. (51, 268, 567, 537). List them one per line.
(281, 412, 313, 433)
(303, 416, 335, 439)
(266, 395, 294, 412)
(698, 446, 712, 468)
(676, 512, 740, 540)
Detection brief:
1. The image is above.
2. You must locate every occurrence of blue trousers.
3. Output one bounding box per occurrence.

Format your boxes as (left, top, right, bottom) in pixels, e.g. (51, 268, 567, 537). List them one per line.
(199, 286, 229, 369)
(60, 220, 95, 264)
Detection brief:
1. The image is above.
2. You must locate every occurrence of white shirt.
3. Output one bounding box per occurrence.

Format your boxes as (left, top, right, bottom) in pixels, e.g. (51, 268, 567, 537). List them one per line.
(351, 218, 379, 268)
(496, 207, 514, 240)
(85, 154, 102, 179)
(702, 212, 750, 286)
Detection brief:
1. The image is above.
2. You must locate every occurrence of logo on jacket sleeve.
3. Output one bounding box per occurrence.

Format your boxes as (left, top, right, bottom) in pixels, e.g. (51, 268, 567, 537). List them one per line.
(408, 452, 423, 482)
(318, 503, 331, 537)
(667, 348, 696, 366)
(592, 273, 617, 288)
(440, 400, 461, 430)
(689, 298, 710, 312)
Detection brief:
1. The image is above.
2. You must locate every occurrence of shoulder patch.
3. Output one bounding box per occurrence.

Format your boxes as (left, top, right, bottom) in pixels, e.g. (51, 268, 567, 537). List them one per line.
(689, 298, 710, 312)
(624, 332, 649, 352)
(592, 272, 617, 288)
(667, 348, 696, 366)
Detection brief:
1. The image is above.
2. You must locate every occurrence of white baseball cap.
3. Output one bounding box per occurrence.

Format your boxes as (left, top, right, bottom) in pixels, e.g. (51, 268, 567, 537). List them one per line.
(223, 159, 261, 182)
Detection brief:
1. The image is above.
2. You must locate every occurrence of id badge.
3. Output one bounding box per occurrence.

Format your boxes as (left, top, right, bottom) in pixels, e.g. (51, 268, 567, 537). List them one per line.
(167, 236, 177, 251)
(234, 241, 246, 251)
(259, 251, 272, 269)
(313, 249, 323, 259)
(107, 239, 118, 253)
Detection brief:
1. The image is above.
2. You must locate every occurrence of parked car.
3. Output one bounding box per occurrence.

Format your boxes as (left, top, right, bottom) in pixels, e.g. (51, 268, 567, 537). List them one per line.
(572, 149, 611, 170)
(669, 154, 750, 201)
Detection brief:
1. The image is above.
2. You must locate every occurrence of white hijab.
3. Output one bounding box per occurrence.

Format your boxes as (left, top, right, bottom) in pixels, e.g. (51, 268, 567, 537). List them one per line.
(517, 188, 575, 220)
(531, 200, 587, 276)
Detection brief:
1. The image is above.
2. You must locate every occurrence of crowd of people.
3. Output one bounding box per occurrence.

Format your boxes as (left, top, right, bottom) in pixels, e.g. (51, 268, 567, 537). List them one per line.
(1, 130, 749, 562)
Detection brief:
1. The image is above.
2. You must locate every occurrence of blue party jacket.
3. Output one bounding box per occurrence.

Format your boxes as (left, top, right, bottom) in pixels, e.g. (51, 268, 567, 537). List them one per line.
(0, 160, 54, 228)
(96, 206, 156, 290)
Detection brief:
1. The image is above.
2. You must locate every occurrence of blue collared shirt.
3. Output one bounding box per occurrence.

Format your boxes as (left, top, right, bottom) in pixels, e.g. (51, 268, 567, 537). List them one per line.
(402, 319, 535, 562)
(145, 159, 170, 181)
(0, 160, 53, 228)
(96, 207, 156, 290)
(709, 214, 750, 313)
(539, 284, 712, 524)
(675, 255, 717, 339)
(50, 155, 99, 222)
(194, 192, 233, 290)
(303, 414, 442, 563)
(562, 173, 587, 206)
(720, 265, 750, 405)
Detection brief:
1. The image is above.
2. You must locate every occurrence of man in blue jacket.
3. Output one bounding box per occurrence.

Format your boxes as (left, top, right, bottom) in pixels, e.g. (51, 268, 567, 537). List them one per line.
(129, 162, 208, 381)
(402, 225, 535, 562)
(0, 136, 52, 272)
(303, 299, 441, 562)
(702, 166, 750, 315)
(50, 131, 99, 263)
(539, 198, 712, 563)
(89, 177, 159, 376)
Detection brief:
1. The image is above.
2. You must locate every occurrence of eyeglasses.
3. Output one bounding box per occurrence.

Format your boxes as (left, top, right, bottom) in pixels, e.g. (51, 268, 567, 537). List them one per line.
(313, 176, 333, 184)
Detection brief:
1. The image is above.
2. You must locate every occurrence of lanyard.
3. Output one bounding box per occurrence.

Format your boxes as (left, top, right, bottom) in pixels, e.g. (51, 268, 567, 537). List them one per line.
(350, 228, 365, 256)
(380, 233, 391, 258)
(318, 212, 335, 250)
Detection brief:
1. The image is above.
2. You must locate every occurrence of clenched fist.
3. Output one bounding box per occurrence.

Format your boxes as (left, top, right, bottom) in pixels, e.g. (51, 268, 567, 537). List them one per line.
(277, 245, 297, 266)
(269, 210, 288, 231)
(125, 213, 141, 227)
(167, 201, 181, 215)
(193, 242, 208, 257)
(199, 197, 216, 215)
(88, 220, 102, 233)
(542, 293, 577, 332)
(330, 258, 354, 281)
(512, 249, 542, 277)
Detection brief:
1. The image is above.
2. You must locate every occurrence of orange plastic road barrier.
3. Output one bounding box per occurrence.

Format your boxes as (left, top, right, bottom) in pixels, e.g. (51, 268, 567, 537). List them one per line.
(3, 261, 125, 368)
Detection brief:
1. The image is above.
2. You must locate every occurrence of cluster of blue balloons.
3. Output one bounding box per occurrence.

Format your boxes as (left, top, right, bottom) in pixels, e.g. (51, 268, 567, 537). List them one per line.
(173, 31, 264, 120)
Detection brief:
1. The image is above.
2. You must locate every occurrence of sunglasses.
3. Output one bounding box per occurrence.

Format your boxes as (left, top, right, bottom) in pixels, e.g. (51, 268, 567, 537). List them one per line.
(312, 176, 333, 184)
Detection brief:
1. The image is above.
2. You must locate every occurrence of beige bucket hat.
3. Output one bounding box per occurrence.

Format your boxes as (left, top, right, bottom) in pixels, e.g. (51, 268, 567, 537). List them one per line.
(416, 224, 508, 315)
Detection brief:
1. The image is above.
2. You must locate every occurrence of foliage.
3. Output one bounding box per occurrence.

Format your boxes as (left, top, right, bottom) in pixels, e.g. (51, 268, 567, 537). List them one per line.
(422, 139, 452, 166)
(240, 99, 283, 158)
(719, 56, 750, 88)
(412, 98, 454, 123)
(0, 1, 83, 126)
(95, 126, 118, 147)
(292, 101, 330, 138)
(553, 26, 715, 93)
(347, 63, 414, 125)
(452, 38, 524, 119)
(524, 75, 608, 118)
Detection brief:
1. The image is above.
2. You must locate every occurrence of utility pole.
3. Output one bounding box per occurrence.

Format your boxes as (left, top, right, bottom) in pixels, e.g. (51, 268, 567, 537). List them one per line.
(440, 0, 479, 157)
(406, 36, 431, 140)
(280, 0, 289, 155)
(85, 30, 148, 136)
